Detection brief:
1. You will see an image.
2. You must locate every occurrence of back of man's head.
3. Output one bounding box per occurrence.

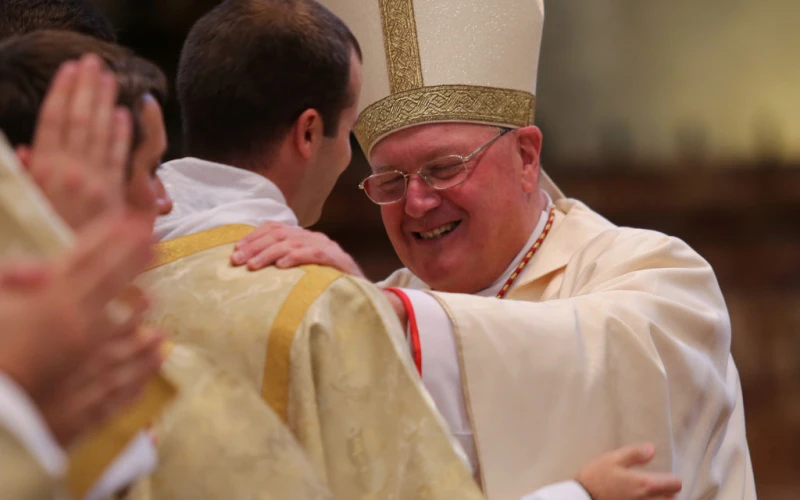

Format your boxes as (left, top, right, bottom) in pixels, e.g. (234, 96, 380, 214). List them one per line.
(0, 0, 116, 42)
(177, 0, 361, 168)
(0, 30, 166, 157)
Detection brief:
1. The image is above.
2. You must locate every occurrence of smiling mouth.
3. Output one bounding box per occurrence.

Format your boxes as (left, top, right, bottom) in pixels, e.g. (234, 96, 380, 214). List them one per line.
(413, 221, 462, 240)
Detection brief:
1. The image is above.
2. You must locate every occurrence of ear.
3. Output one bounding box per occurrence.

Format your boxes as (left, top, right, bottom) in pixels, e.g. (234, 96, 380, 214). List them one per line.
(516, 126, 542, 193)
(292, 109, 325, 161)
(14, 145, 32, 170)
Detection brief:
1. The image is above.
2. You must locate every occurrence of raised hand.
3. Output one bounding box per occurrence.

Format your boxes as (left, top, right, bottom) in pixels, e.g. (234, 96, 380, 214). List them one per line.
(575, 443, 682, 500)
(232, 221, 365, 278)
(0, 210, 159, 445)
(16, 54, 133, 229)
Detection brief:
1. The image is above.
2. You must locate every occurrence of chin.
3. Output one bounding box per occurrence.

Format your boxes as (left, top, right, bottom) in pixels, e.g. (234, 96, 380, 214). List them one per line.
(413, 260, 459, 291)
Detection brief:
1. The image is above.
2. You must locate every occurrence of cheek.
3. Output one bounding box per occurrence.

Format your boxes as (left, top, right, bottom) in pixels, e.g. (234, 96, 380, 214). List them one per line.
(126, 174, 156, 210)
(380, 205, 405, 235)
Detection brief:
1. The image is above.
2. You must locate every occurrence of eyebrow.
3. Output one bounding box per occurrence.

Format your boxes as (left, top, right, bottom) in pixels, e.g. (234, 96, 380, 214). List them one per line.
(371, 144, 462, 173)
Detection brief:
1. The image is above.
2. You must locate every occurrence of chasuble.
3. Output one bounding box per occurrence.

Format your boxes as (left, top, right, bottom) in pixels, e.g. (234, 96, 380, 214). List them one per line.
(0, 424, 57, 500)
(134, 226, 483, 500)
(382, 198, 755, 500)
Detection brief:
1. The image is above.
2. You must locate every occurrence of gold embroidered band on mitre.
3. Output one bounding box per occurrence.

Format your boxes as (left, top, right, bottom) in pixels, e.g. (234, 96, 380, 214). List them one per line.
(354, 84, 536, 155)
(379, 0, 424, 93)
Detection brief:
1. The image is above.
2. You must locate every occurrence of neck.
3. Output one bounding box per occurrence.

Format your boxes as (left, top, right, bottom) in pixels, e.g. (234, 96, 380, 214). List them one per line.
(438, 190, 547, 294)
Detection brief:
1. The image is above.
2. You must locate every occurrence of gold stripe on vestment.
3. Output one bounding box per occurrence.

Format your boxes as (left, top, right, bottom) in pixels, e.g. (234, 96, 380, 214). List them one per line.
(261, 265, 342, 423)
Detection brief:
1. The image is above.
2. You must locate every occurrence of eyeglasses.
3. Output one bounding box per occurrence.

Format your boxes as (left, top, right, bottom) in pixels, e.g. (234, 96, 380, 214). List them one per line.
(359, 128, 511, 205)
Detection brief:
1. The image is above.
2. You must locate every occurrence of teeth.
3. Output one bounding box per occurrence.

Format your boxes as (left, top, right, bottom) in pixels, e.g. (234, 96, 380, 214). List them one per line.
(419, 222, 457, 240)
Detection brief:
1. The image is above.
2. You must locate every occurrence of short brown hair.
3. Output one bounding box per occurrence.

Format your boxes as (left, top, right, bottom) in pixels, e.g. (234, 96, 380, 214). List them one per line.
(0, 30, 167, 156)
(0, 0, 116, 42)
(177, 0, 361, 167)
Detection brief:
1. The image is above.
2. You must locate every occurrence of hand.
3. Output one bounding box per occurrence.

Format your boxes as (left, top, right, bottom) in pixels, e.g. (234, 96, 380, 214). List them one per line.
(37, 323, 164, 448)
(0, 210, 155, 402)
(232, 221, 366, 278)
(575, 443, 682, 500)
(16, 54, 133, 230)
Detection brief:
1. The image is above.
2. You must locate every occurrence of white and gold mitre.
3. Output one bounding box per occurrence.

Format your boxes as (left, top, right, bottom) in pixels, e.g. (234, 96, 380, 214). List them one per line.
(321, 0, 545, 156)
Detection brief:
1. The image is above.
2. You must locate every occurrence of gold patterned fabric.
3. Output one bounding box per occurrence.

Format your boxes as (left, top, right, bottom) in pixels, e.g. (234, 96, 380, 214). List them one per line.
(354, 85, 535, 156)
(0, 425, 58, 500)
(379, 0, 423, 93)
(123, 344, 330, 500)
(136, 233, 483, 499)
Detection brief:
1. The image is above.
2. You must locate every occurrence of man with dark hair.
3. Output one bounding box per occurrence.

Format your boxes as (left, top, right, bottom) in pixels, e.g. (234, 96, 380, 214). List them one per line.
(0, 40, 162, 499)
(0, 0, 116, 42)
(147, 1, 485, 499)
(0, 30, 339, 500)
(175, 0, 360, 178)
(157, 0, 361, 236)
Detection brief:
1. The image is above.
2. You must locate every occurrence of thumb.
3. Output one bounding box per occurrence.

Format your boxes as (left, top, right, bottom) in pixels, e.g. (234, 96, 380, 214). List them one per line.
(614, 442, 656, 468)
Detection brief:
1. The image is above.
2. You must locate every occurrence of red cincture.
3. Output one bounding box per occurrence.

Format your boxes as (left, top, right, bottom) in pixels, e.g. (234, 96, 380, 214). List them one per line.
(495, 207, 556, 299)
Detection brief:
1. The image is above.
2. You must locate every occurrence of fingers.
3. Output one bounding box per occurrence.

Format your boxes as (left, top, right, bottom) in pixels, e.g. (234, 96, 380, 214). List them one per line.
(33, 61, 78, 152)
(644, 473, 682, 496)
(56, 329, 164, 445)
(244, 240, 297, 270)
(87, 72, 119, 169)
(64, 212, 154, 313)
(66, 55, 104, 154)
(275, 247, 335, 269)
(630, 471, 682, 498)
(64, 325, 162, 394)
(29, 55, 130, 230)
(234, 221, 286, 248)
(614, 442, 656, 468)
(232, 229, 288, 266)
(107, 108, 132, 187)
(0, 261, 51, 288)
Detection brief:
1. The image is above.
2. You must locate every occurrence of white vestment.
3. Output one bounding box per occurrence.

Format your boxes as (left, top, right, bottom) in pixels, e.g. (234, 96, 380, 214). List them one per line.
(155, 158, 602, 499)
(381, 191, 756, 500)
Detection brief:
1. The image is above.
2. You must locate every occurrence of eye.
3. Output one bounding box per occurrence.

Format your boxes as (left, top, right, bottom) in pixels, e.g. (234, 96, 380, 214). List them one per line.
(374, 173, 404, 188)
(423, 159, 464, 180)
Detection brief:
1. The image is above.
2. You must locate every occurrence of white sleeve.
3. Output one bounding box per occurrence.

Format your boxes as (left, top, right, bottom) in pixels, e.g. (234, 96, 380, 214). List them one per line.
(0, 373, 66, 478)
(520, 480, 592, 500)
(85, 431, 157, 500)
(399, 289, 478, 473)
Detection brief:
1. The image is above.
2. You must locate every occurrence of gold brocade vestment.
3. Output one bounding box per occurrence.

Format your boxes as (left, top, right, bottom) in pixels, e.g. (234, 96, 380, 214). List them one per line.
(127, 226, 482, 500)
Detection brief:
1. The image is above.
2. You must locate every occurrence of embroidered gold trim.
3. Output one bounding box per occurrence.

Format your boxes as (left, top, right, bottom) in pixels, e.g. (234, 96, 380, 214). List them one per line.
(67, 362, 177, 498)
(355, 85, 536, 154)
(148, 224, 255, 271)
(261, 265, 342, 423)
(379, 0, 424, 93)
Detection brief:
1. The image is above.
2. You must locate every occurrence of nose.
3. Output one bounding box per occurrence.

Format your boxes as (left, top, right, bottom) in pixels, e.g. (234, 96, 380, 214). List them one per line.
(155, 177, 173, 216)
(404, 175, 441, 219)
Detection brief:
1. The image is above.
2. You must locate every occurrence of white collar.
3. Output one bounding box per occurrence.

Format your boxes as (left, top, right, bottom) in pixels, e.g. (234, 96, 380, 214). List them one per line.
(154, 157, 298, 241)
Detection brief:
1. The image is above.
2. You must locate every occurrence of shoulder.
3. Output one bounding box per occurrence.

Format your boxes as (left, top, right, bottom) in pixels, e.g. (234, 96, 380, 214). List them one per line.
(560, 198, 708, 269)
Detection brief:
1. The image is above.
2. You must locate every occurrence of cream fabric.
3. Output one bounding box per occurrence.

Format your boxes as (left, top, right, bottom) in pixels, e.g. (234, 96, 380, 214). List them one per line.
(123, 344, 330, 500)
(319, 0, 544, 153)
(136, 245, 483, 500)
(0, 423, 58, 500)
(0, 374, 65, 480)
(0, 133, 161, 499)
(381, 197, 756, 500)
